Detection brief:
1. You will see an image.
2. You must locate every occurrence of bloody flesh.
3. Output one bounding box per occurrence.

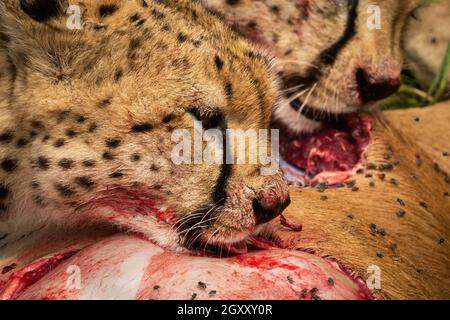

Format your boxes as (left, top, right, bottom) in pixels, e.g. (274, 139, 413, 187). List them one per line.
(0, 235, 373, 300)
(279, 115, 372, 185)
(0, 252, 76, 300)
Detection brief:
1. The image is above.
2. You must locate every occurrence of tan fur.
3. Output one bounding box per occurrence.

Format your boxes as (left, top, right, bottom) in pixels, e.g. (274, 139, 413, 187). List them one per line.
(385, 101, 450, 174)
(270, 110, 450, 299)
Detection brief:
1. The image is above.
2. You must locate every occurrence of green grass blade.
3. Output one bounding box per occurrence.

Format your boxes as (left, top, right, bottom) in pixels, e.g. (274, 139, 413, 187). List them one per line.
(428, 41, 450, 103)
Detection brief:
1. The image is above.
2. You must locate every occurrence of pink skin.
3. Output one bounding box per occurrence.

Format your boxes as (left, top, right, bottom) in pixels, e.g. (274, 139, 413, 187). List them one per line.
(0, 235, 372, 300)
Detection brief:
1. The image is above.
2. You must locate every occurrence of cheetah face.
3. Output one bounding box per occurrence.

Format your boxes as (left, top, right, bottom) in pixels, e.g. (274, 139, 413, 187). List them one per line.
(203, 0, 423, 133)
(0, 0, 289, 251)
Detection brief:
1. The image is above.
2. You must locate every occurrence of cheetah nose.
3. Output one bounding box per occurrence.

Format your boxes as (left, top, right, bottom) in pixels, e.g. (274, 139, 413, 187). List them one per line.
(252, 196, 291, 225)
(356, 68, 400, 104)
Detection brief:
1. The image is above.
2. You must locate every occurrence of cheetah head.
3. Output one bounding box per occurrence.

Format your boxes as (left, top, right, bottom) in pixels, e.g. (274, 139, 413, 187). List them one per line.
(0, 0, 289, 252)
(203, 0, 423, 133)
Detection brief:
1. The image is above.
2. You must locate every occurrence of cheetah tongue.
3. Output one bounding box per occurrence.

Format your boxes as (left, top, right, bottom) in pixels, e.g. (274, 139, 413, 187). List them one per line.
(279, 114, 372, 186)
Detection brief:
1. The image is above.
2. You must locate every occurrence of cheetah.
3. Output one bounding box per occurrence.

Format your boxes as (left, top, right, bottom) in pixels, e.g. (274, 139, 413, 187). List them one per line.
(202, 0, 424, 133)
(0, 0, 289, 254)
(0, 0, 448, 301)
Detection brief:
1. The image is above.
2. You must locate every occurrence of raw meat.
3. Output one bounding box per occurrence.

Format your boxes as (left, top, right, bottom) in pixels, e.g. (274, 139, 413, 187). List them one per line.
(1, 235, 372, 300)
(279, 115, 372, 185)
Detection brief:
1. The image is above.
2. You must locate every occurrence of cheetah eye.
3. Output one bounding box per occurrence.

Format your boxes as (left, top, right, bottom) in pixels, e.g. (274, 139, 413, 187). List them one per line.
(187, 107, 225, 130)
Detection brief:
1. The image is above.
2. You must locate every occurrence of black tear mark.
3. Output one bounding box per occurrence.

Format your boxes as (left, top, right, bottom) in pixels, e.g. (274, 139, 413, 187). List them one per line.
(99, 4, 119, 17)
(210, 115, 230, 205)
(20, 0, 64, 22)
